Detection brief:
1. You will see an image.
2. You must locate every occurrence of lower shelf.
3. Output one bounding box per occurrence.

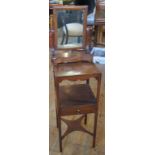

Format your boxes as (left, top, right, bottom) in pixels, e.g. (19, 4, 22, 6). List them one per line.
(59, 84, 97, 116)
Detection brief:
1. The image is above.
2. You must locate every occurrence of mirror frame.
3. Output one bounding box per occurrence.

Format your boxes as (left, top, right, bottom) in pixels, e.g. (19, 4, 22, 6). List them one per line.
(53, 5, 88, 50)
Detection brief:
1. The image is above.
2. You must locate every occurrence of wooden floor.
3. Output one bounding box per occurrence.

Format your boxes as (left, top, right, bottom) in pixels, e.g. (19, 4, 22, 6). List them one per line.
(49, 63, 105, 155)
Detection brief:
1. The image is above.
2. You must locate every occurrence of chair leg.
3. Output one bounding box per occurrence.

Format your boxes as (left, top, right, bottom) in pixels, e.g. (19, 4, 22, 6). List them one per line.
(77, 36, 81, 43)
(93, 112, 98, 147)
(56, 112, 58, 128)
(84, 79, 89, 125)
(65, 34, 69, 44)
(58, 116, 62, 152)
(84, 114, 87, 125)
(61, 33, 65, 45)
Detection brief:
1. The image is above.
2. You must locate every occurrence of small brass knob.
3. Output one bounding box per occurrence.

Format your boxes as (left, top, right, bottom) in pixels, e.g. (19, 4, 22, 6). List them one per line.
(76, 109, 80, 113)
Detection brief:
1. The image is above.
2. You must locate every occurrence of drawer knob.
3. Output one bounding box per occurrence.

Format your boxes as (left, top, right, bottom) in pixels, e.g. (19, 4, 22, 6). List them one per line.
(76, 109, 80, 113)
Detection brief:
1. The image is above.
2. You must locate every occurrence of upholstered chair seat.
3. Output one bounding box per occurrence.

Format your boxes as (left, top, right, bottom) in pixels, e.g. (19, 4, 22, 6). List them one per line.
(58, 43, 82, 49)
(63, 23, 83, 36)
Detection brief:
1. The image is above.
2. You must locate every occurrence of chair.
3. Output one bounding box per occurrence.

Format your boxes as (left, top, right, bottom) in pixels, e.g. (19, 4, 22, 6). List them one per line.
(74, 0, 96, 49)
(58, 10, 84, 45)
(51, 5, 102, 152)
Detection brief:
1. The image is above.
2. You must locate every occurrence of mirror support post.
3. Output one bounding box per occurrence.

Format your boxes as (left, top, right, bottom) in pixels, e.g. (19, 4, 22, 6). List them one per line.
(50, 29, 56, 57)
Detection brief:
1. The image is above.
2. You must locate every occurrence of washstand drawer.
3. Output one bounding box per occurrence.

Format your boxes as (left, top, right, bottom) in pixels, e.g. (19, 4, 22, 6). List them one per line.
(60, 104, 97, 116)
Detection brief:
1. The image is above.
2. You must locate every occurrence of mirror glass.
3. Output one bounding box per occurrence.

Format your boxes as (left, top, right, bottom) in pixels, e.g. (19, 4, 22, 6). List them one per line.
(56, 9, 84, 49)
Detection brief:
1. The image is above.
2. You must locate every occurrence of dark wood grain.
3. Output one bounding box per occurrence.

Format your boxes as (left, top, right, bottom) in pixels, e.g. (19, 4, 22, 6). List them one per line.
(54, 62, 100, 80)
(52, 51, 93, 65)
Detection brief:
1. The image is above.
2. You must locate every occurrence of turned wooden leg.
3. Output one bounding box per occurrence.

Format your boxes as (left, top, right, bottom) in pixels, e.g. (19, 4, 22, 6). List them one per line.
(93, 112, 98, 147)
(58, 116, 62, 152)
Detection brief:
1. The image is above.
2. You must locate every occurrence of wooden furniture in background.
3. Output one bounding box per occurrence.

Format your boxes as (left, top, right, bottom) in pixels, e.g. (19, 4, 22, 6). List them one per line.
(94, 0, 105, 46)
